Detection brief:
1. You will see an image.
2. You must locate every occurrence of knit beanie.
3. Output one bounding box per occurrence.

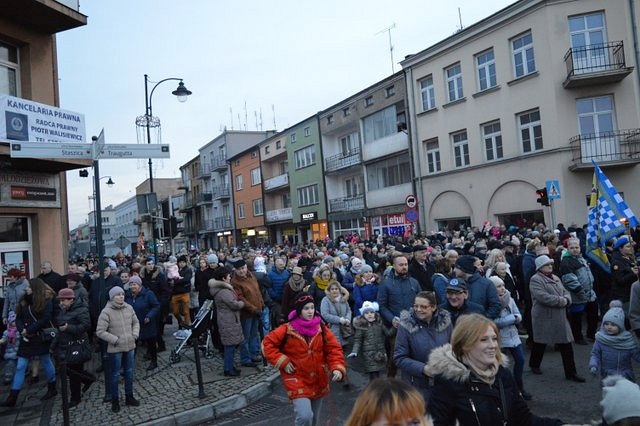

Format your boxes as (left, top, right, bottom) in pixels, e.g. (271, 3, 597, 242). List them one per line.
(351, 258, 363, 268)
(294, 293, 314, 316)
(601, 375, 640, 424)
(128, 275, 142, 286)
(602, 304, 626, 331)
(359, 301, 379, 316)
(207, 253, 219, 264)
(109, 286, 124, 300)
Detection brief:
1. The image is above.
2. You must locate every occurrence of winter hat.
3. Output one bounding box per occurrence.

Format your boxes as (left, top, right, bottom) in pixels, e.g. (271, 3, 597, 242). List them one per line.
(446, 277, 468, 293)
(57, 288, 75, 299)
(454, 255, 477, 274)
(107, 259, 117, 270)
(207, 253, 219, 264)
(177, 255, 188, 263)
(535, 255, 554, 271)
(360, 264, 373, 273)
(351, 258, 363, 268)
(291, 266, 303, 276)
(601, 375, 640, 424)
(359, 301, 379, 316)
(322, 257, 334, 265)
(128, 275, 142, 286)
(168, 255, 177, 262)
(254, 256, 266, 273)
(613, 235, 631, 250)
(338, 253, 349, 262)
(294, 293, 315, 316)
(602, 303, 626, 331)
(64, 273, 82, 283)
(7, 311, 16, 324)
(108, 286, 124, 300)
(234, 259, 247, 269)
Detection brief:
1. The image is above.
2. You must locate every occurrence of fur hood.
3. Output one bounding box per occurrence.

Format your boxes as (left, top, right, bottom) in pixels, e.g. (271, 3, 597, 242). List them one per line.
(323, 283, 350, 302)
(353, 313, 382, 330)
(208, 279, 234, 297)
(140, 266, 161, 280)
(398, 308, 451, 334)
(424, 344, 509, 383)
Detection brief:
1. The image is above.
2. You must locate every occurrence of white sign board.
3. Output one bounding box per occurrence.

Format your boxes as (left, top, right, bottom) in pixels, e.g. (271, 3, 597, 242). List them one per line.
(95, 144, 170, 159)
(0, 95, 86, 144)
(10, 142, 93, 159)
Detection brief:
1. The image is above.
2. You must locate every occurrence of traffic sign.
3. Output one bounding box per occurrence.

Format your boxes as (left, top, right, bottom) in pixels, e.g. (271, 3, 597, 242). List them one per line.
(405, 208, 419, 223)
(115, 235, 131, 250)
(95, 144, 170, 159)
(546, 180, 561, 200)
(10, 142, 93, 159)
(405, 194, 417, 209)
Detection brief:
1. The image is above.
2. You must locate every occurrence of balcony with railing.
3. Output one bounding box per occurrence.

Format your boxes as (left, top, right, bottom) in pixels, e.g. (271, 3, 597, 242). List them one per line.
(324, 147, 361, 173)
(196, 192, 212, 205)
(214, 216, 232, 229)
(197, 163, 211, 179)
(212, 184, 231, 199)
(183, 222, 198, 235)
(180, 195, 194, 211)
(264, 173, 289, 191)
(329, 194, 365, 212)
(569, 129, 640, 171)
(211, 155, 227, 171)
(563, 41, 634, 89)
(199, 219, 214, 233)
(265, 207, 293, 223)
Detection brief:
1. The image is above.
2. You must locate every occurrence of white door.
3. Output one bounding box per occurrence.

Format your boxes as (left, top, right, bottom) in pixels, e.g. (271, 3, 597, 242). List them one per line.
(569, 12, 608, 74)
(577, 96, 618, 161)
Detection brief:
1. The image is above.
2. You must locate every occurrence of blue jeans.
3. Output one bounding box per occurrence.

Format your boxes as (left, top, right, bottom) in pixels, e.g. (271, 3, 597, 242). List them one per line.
(12, 355, 55, 391)
(240, 316, 259, 364)
(261, 306, 270, 337)
(506, 344, 525, 388)
(223, 345, 236, 372)
(109, 350, 134, 400)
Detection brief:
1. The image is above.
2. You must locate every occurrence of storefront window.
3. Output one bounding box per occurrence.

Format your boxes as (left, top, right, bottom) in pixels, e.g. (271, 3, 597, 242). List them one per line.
(0, 217, 28, 242)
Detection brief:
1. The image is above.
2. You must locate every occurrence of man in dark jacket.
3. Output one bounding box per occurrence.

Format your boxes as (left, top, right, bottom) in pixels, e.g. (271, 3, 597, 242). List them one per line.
(454, 255, 500, 319)
(170, 255, 193, 329)
(438, 278, 485, 325)
(408, 245, 434, 291)
(38, 261, 63, 293)
(140, 257, 170, 352)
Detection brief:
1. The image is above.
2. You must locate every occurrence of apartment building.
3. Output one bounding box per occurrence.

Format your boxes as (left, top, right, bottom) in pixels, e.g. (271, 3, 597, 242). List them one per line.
(0, 2, 87, 286)
(113, 195, 138, 256)
(179, 156, 204, 250)
(260, 131, 292, 245)
(402, 0, 640, 231)
(319, 72, 411, 240)
(229, 146, 267, 246)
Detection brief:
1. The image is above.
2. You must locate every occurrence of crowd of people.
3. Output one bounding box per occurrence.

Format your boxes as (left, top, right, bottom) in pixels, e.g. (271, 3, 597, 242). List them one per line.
(1, 220, 640, 424)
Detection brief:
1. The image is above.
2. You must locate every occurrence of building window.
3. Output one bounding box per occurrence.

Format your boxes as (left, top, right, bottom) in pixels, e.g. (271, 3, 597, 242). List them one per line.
(512, 31, 536, 78)
(253, 199, 263, 216)
(251, 168, 261, 185)
(290, 133, 297, 143)
(451, 130, 470, 168)
(264, 146, 270, 155)
(445, 63, 463, 102)
(304, 126, 311, 137)
(476, 49, 497, 91)
(365, 96, 374, 107)
(282, 192, 291, 208)
(363, 105, 396, 144)
(344, 176, 362, 198)
(251, 151, 257, 158)
(343, 107, 350, 117)
(0, 41, 18, 96)
(276, 140, 281, 149)
(419, 76, 435, 112)
(482, 121, 503, 161)
(340, 132, 358, 155)
(518, 109, 543, 153)
(237, 203, 245, 219)
(327, 114, 334, 125)
(385, 85, 395, 97)
(297, 184, 319, 207)
(366, 153, 411, 190)
(425, 139, 441, 174)
(569, 12, 606, 73)
(294, 145, 316, 169)
(235, 174, 243, 191)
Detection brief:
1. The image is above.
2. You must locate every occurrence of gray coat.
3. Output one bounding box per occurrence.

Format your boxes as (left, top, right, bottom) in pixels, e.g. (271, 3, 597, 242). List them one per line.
(530, 271, 573, 344)
(320, 289, 352, 346)
(209, 279, 244, 346)
(560, 254, 595, 305)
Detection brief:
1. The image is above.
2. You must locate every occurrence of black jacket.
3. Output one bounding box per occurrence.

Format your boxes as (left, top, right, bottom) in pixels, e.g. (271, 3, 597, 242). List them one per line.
(611, 251, 638, 303)
(140, 267, 170, 306)
(409, 258, 435, 291)
(171, 265, 193, 294)
(55, 298, 91, 361)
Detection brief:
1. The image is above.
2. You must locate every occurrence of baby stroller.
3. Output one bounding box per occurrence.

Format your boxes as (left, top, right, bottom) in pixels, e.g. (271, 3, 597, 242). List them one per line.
(169, 299, 216, 364)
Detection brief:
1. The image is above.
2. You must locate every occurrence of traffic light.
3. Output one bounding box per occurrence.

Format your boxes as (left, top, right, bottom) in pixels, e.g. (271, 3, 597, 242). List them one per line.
(536, 188, 549, 206)
(169, 216, 178, 238)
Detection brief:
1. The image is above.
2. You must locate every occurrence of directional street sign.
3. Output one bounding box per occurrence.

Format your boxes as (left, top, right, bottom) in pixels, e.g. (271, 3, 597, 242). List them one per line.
(95, 144, 170, 159)
(10, 142, 93, 159)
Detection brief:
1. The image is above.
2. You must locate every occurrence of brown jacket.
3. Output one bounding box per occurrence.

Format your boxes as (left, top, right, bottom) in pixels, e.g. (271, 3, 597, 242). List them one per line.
(231, 271, 264, 319)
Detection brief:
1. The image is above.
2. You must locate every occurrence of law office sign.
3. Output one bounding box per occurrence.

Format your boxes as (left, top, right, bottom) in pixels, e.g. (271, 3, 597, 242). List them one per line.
(0, 95, 86, 144)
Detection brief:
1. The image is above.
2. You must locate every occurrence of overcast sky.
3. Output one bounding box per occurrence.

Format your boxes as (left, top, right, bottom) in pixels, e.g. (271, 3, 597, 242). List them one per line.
(57, 0, 512, 229)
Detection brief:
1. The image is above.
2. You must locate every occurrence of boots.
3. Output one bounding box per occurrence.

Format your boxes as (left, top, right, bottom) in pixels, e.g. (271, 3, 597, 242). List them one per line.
(40, 382, 57, 401)
(111, 399, 120, 413)
(125, 394, 140, 406)
(0, 390, 19, 407)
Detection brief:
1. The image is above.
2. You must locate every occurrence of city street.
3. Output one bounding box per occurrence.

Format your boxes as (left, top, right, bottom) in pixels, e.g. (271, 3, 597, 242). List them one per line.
(211, 337, 636, 425)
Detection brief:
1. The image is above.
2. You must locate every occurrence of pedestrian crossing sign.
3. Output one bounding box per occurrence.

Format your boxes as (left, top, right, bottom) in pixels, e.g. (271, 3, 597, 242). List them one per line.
(546, 180, 561, 200)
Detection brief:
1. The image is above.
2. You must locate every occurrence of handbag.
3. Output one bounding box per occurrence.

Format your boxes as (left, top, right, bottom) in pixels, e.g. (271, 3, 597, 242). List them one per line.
(28, 306, 58, 343)
(65, 338, 92, 364)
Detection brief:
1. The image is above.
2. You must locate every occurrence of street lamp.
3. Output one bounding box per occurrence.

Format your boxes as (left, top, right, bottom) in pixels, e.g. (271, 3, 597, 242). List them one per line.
(136, 74, 192, 260)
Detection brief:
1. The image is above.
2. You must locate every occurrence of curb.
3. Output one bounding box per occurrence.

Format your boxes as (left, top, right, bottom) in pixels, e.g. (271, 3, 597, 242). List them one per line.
(137, 371, 281, 426)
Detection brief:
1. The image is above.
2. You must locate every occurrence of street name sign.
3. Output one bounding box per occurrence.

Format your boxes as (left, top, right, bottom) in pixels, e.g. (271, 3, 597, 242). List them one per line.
(95, 144, 170, 159)
(10, 142, 93, 159)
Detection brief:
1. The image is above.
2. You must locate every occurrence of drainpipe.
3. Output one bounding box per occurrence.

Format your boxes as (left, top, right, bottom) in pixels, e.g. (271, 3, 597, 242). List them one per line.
(405, 66, 426, 234)
(630, 0, 640, 123)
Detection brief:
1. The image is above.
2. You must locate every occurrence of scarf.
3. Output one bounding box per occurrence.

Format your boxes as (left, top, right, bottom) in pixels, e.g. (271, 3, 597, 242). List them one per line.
(288, 278, 305, 292)
(462, 353, 499, 385)
(289, 315, 322, 338)
(541, 271, 554, 278)
(313, 275, 331, 291)
(497, 289, 511, 309)
(595, 329, 639, 350)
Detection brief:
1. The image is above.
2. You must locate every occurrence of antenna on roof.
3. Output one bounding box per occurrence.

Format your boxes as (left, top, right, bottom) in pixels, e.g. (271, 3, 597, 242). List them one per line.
(272, 104, 277, 130)
(229, 107, 234, 130)
(375, 23, 396, 73)
(259, 108, 263, 131)
(456, 7, 465, 33)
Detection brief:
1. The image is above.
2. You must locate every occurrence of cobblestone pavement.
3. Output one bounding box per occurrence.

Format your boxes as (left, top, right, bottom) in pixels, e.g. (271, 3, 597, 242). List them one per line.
(0, 322, 279, 426)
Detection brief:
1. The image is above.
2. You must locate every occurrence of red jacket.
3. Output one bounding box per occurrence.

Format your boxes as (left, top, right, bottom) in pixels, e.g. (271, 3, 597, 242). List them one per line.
(262, 321, 346, 400)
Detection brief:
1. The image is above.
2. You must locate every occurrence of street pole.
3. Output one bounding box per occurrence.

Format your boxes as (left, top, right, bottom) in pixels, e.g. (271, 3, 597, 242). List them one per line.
(92, 141, 105, 293)
(144, 74, 158, 261)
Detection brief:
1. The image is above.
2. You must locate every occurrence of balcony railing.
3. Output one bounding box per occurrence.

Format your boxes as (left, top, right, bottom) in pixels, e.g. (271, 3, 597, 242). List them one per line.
(212, 184, 231, 199)
(196, 192, 212, 205)
(264, 173, 289, 191)
(324, 147, 361, 173)
(183, 223, 198, 234)
(329, 194, 365, 212)
(214, 216, 232, 229)
(569, 129, 640, 170)
(180, 195, 194, 211)
(199, 219, 214, 233)
(211, 155, 227, 171)
(563, 41, 633, 88)
(266, 207, 293, 222)
(197, 163, 211, 178)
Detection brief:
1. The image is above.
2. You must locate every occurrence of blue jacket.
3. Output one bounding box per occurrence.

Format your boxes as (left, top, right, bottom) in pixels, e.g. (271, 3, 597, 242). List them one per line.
(589, 329, 640, 382)
(560, 254, 595, 305)
(267, 266, 290, 303)
(377, 272, 421, 325)
(125, 286, 160, 341)
(353, 283, 379, 315)
(467, 272, 501, 319)
(89, 274, 117, 322)
(431, 273, 450, 305)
